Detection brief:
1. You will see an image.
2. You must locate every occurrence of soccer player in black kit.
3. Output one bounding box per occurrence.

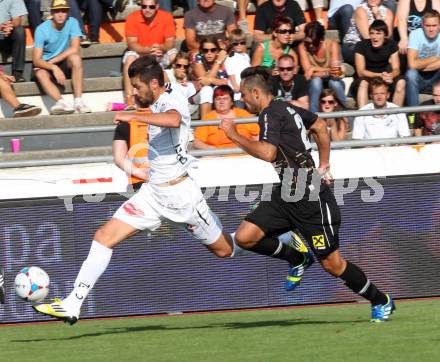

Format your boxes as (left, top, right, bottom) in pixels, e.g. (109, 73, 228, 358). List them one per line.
(220, 66, 395, 322)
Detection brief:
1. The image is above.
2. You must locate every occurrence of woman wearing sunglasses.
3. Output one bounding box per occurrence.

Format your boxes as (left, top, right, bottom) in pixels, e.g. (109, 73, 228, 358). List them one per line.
(319, 89, 349, 141)
(298, 21, 348, 113)
(192, 36, 229, 119)
(251, 15, 298, 75)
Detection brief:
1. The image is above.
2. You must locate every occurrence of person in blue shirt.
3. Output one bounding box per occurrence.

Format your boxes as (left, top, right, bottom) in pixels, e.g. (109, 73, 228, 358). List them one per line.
(32, 0, 91, 115)
(406, 10, 440, 106)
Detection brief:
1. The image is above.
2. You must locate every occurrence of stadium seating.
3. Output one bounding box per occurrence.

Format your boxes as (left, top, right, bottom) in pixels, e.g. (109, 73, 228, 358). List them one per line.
(0, 2, 432, 159)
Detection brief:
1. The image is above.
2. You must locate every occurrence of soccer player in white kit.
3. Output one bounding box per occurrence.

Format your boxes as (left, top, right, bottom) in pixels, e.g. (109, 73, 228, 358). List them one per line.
(32, 56, 240, 324)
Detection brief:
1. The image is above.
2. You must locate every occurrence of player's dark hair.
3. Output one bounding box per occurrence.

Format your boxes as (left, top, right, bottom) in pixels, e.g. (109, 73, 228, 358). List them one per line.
(369, 20, 388, 37)
(128, 55, 164, 86)
(368, 77, 389, 94)
(241, 66, 273, 95)
(304, 21, 325, 46)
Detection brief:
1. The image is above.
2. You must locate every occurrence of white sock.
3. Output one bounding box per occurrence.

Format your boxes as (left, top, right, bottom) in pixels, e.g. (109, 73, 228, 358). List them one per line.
(230, 232, 252, 257)
(74, 97, 82, 105)
(63, 240, 113, 312)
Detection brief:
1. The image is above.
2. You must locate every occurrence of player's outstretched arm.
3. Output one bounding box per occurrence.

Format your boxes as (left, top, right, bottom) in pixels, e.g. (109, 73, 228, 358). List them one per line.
(113, 110, 181, 128)
(219, 119, 277, 162)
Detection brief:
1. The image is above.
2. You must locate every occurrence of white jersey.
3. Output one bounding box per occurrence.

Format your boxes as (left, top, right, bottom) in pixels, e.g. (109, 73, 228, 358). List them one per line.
(148, 83, 196, 184)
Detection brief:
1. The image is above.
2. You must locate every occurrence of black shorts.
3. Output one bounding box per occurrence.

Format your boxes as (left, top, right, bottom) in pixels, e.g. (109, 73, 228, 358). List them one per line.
(32, 59, 72, 80)
(245, 186, 341, 256)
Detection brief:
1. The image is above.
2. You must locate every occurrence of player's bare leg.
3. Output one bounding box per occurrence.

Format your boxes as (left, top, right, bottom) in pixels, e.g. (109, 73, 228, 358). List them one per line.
(33, 218, 139, 324)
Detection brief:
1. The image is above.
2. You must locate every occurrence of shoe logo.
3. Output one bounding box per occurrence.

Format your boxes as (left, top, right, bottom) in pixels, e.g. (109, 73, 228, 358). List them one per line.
(312, 235, 326, 249)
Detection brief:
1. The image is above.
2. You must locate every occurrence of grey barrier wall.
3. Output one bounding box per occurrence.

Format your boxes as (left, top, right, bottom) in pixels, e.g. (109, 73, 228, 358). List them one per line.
(1, 174, 440, 323)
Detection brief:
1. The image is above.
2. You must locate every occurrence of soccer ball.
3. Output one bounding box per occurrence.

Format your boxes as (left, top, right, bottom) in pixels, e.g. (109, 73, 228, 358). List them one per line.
(14, 266, 50, 302)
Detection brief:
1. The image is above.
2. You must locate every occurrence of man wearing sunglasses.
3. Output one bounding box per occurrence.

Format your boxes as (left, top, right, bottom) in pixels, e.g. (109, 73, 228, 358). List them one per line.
(123, 0, 177, 109)
(272, 54, 309, 109)
(184, 0, 236, 54)
(254, 0, 306, 43)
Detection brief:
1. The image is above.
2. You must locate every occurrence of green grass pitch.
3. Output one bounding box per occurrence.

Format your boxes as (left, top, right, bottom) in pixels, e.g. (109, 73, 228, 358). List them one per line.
(2, 299, 440, 362)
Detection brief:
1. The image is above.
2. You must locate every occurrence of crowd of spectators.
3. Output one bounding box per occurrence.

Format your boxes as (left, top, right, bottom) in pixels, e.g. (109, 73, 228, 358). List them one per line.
(1, 0, 440, 144)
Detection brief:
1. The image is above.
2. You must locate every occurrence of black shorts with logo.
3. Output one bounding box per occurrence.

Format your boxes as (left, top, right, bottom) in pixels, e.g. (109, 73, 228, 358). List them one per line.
(245, 186, 341, 256)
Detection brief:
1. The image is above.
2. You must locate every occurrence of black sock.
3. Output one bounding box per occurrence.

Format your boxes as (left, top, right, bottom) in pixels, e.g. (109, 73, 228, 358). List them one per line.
(339, 261, 388, 305)
(247, 237, 304, 266)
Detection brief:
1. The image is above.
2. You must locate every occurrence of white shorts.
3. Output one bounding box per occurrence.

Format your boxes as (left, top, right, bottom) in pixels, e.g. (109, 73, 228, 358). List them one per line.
(113, 177, 222, 245)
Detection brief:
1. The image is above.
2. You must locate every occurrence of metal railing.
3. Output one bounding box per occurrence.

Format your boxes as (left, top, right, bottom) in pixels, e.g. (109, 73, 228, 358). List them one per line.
(2, 104, 440, 138)
(1, 104, 440, 169)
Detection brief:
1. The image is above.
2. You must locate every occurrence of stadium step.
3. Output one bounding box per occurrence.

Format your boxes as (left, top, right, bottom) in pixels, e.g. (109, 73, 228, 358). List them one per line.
(11, 76, 122, 97)
(0, 112, 115, 153)
(0, 146, 111, 162)
(0, 77, 123, 117)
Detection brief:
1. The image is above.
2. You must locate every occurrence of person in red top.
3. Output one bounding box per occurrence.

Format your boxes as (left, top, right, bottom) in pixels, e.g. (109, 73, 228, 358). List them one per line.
(123, 0, 176, 109)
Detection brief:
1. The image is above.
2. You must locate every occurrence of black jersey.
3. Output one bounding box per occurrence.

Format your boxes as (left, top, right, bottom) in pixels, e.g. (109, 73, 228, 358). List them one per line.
(258, 100, 322, 193)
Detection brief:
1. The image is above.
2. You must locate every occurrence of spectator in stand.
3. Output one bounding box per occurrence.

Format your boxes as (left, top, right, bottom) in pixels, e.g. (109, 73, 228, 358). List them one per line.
(252, 15, 298, 73)
(0, 66, 42, 117)
(193, 85, 259, 149)
(123, 0, 176, 110)
(224, 29, 251, 107)
(271, 54, 309, 109)
(396, 0, 440, 55)
(296, 0, 324, 25)
(298, 21, 347, 113)
(352, 78, 410, 140)
(80, 0, 128, 43)
(32, 0, 91, 115)
(327, 1, 361, 43)
(253, 0, 305, 43)
(319, 89, 349, 141)
(414, 80, 440, 136)
(184, 0, 236, 54)
(192, 36, 229, 119)
(406, 10, 440, 107)
(354, 20, 405, 107)
(236, 0, 250, 33)
(164, 52, 192, 85)
(158, 0, 196, 13)
(0, 0, 27, 82)
(342, 0, 394, 66)
(164, 52, 198, 100)
(26, 0, 93, 46)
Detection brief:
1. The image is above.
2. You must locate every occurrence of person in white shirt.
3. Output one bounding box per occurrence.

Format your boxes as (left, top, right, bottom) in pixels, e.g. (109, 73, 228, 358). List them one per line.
(352, 77, 410, 140)
(224, 28, 251, 107)
(32, 55, 247, 325)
